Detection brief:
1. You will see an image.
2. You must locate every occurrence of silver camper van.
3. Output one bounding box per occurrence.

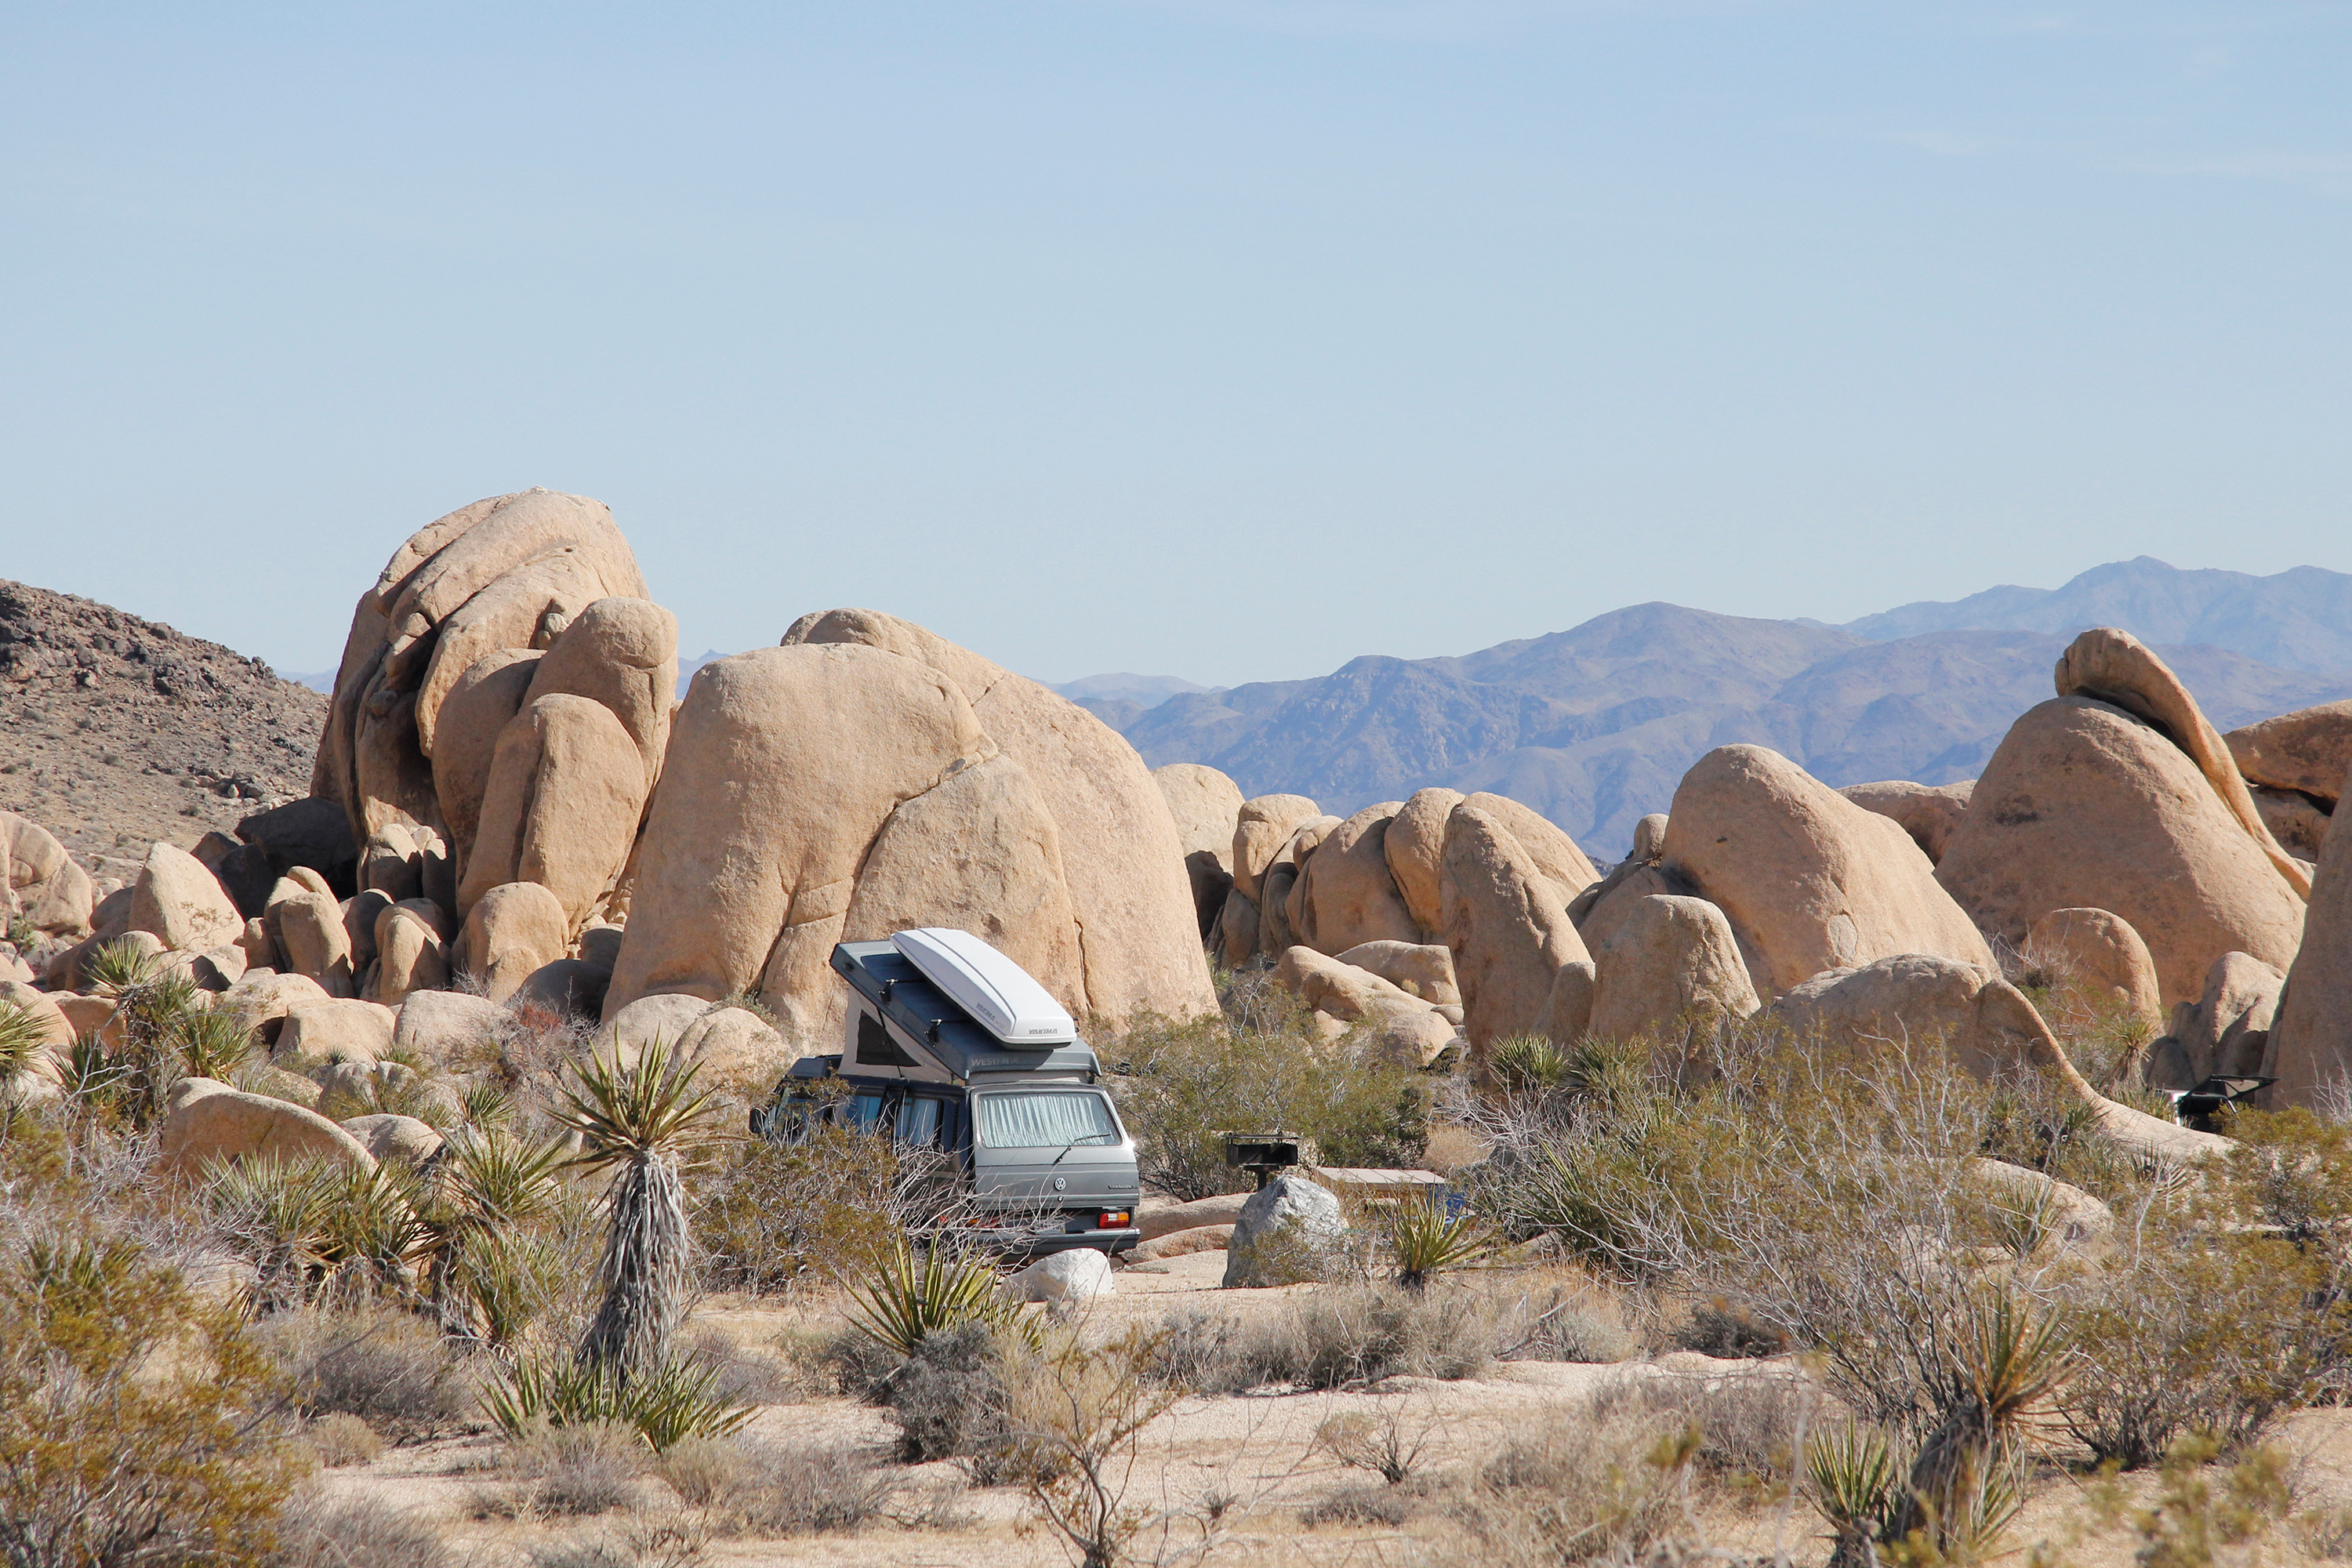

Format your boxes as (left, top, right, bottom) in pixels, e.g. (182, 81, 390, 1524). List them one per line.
(751, 927, 1143, 1258)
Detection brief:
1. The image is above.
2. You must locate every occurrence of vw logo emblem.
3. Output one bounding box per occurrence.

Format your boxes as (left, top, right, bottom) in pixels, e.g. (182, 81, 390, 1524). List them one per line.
(1052, 1177, 1067, 1192)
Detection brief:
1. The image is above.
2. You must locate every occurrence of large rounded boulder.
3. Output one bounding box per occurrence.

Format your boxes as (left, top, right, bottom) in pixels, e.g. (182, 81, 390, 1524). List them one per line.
(608, 626, 1214, 1051)
(1153, 763, 1244, 938)
(1440, 803, 1592, 1054)
(779, 609, 1216, 1029)
(1663, 746, 1992, 996)
(1936, 698, 2306, 1007)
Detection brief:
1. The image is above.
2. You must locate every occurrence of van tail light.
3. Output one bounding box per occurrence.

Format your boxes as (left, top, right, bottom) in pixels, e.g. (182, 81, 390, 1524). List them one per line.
(1098, 1211, 1131, 1229)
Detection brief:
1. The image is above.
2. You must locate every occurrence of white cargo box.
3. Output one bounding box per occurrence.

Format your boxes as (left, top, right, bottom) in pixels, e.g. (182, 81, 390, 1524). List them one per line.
(891, 927, 1078, 1047)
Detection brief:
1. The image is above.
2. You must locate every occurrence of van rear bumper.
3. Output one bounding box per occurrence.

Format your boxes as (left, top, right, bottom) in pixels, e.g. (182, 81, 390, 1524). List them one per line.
(1020, 1226, 1142, 1260)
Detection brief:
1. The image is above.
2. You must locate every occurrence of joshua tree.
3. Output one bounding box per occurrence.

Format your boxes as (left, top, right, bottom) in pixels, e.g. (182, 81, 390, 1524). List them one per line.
(551, 1036, 719, 1382)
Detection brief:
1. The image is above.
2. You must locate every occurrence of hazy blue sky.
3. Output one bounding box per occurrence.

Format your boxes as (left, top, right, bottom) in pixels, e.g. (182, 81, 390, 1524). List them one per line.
(4, 2, 2347, 686)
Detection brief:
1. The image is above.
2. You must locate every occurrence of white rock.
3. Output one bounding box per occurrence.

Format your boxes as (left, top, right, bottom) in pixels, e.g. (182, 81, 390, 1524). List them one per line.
(1221, 1173, 1345, 1289)
(1005, 1247, 1115, 1303)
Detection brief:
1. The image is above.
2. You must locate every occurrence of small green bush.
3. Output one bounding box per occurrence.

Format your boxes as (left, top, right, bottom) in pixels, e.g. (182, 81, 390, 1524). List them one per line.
(0, 1232, 301, 1566)
(1112, 988, 1430, 1200)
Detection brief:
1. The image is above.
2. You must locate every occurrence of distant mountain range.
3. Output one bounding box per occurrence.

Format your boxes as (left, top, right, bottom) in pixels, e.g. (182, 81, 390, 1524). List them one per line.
(1073, 558, 2352, 858)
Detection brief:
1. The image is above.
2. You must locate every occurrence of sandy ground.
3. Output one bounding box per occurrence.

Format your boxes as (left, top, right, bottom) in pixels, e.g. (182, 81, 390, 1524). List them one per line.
(311, 1250, 2352, 1567)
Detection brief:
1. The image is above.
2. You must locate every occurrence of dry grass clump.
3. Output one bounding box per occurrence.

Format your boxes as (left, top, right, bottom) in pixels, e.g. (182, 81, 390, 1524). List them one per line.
(297, 1410, 386, 1468)
(503, 1421, 653, 1517)
(262, 1304, 477, 1437)
(1155, 1282, 1491, 1392)
(267, 1490, 455, 1568)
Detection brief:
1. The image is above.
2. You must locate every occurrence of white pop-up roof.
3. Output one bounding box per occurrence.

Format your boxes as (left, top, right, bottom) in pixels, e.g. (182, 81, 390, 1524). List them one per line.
(891, 927, 1079, 1047)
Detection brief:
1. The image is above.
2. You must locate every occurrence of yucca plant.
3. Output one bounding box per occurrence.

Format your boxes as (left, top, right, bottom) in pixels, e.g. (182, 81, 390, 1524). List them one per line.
(103, 969, 205, 1127)
(550, 1037, 720, 1382)
(1890, 1291, 2072, 1562)
(205, 1155, 337, 1309)
(1387, 1196, 1495, 1291)
(416, 1131, 568, 1342)
(314, 1160, 430, 1301)
(843, 1236, 1018, 1356)
(480, 1348, 753, 1452)
(459, 1080, 515, 1131)
(1807, 1425, 1904, 1568)
(81, 936, 161, 998)
(54, 1031, 125, 1106)
(1488, 1034, 1573, 1091)
(168, 1007, 256, 1081)
(0, 1001, 47, 1082)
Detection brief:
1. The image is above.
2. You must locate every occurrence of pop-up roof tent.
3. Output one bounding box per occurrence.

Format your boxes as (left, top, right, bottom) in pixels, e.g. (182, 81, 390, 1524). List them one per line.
(814, 928, 1099, 1087)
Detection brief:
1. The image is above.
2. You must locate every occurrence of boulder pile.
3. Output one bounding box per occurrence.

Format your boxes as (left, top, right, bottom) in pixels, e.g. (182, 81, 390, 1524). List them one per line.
(0, 494, 1226, 1171)
(4, 493, 2347, 1196)
(1167, 629, 2346, 1119)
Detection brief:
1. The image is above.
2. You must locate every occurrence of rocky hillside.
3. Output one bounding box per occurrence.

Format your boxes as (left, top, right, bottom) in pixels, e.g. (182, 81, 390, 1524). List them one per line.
(1110, 563, 2352, 857)
(0, 579, 326, 886)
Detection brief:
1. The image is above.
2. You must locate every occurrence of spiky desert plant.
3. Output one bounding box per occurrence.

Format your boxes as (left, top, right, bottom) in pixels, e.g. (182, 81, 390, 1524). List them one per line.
(0, 1003, 46, 1083)
(103, 969, 205, 1127)
(1387, 1195, 1496, 1291)
(205, 1155, 338, 1308)
(53, 1031, 125, 1106)
(80, 936, 161, 998)
(481, 1348, 753, 1452)
(167, 1007, 256, 1081)
(550, 1037, 720, 1383)
(417, 1131, 568, 1342)
(1891, 1290, 2071, 1561)
(459, 1080, 515, 1131)
(843, 1236, 1018, 1356)
(1807, 1425, 1903, 1568)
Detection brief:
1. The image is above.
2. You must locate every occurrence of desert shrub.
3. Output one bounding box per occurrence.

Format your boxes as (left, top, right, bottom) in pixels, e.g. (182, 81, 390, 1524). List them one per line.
(701, 1440, 903, 1537)
(267, 1491, 452, 1568)
(818, 1323, 906, 1401)
(298, 1410, 385, 1468)
(0, 1101, 200, 1272)
(1595, 1373, 1820, 1495)
(691, 1122, 905, 1293)
(261, 1305, 476, 1436)
(651, 1433, 747, 1505)
(1001, 1325, 1191, 1568)
(682, 1324, 793, 1406)
(1673, 1296, 1792, 1359)
(2060, 1199, 2352, 1466)
(1300, 1483, 1417, 1527)
(1156, 1283, 1489, 1392)
(1111, 983, 1430, 1200)
(0, 1231, 302, 1566)
(881, 1320, 1016, 1468)
(1977, 1069, 2142, 1207)
(1494, 1287, 1637, 1364)
(1316, 1400, 1432, 1484)
(1440, 1404, 1706, 1567)
(2092, 1432, 2295, 1568)
(507, 1421, 648, 1516)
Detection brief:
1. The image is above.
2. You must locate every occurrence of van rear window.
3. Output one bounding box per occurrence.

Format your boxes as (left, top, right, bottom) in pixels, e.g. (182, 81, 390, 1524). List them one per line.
(975, 1091, 1120, 1150)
